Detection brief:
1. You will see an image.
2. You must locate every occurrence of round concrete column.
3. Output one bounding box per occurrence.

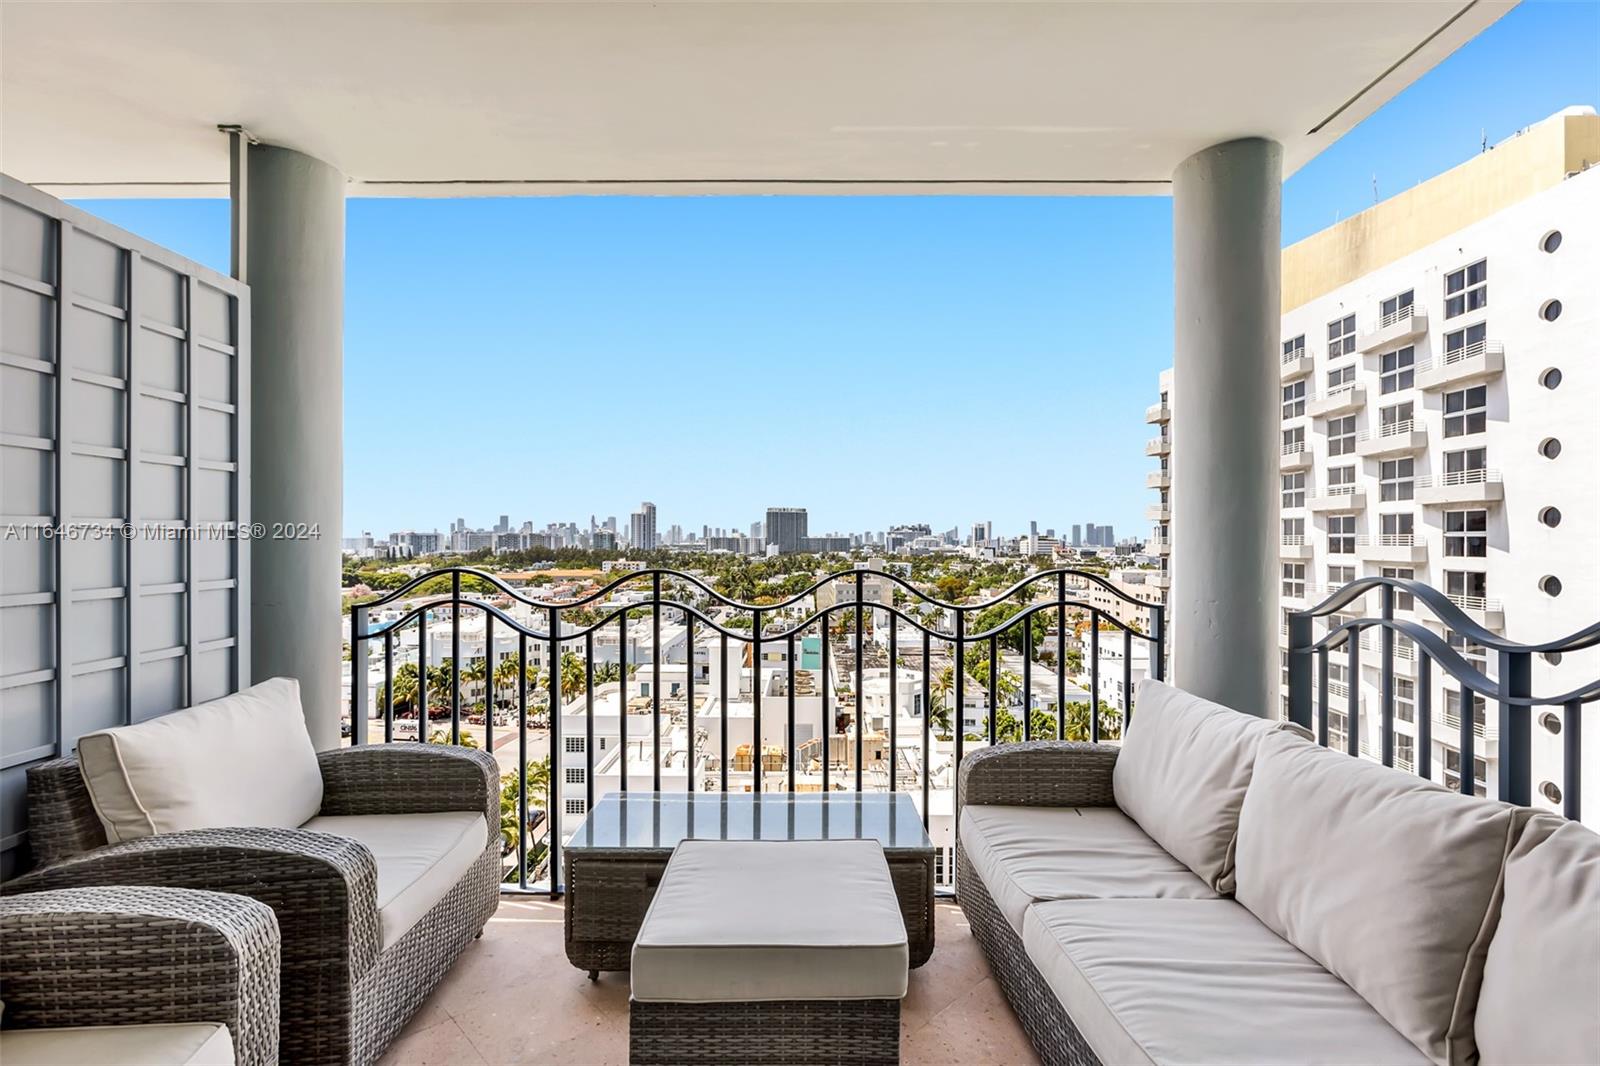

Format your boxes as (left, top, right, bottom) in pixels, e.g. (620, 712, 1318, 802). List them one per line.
(246, 145, 345, 749)
(1169, 138, 1282, 717)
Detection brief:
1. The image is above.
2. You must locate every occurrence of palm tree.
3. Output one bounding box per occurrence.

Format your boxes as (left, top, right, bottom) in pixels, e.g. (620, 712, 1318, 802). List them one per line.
(559, 651, 586, 705)
(374, 662, 420, 716)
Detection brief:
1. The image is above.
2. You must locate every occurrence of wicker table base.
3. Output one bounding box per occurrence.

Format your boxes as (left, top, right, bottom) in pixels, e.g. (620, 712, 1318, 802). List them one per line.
(630, 998, 900, 1065)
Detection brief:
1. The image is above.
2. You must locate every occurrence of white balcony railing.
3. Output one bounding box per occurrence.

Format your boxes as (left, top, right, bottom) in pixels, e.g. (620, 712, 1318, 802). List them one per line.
(1377, 304, 1416, 329)
(1281, 534, 1307, 546)
(1357, 533, 1415, 547)
(1282, 441, 1308, 456)
(1358, 419, 1417, 442)
(1324, 484, 1359, 497)
(1418, 469, 1502, 489)
(1447, 593, 1504, 614)
(1281, 346, 1307, 365)
(1320, 381, 1359, 400)
(1417, 340, 1505, 372)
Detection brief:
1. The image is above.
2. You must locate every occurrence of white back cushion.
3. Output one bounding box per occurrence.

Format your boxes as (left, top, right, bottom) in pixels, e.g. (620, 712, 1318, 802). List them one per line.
(1475, 814, 1600, 1065)
(78, 677, 323, 843)
(1236, 730, 1516, 1065)
(1112, 679, 1283, 893)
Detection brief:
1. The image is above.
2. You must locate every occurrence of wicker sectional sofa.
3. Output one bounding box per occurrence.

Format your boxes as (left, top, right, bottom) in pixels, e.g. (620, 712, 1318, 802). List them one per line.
(957, 679, 1600, 1066)
(6, 678, 502, 1066)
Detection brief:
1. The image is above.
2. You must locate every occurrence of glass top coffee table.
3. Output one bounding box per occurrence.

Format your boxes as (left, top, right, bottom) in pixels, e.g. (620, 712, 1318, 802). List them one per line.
(564, 792, 936, 975)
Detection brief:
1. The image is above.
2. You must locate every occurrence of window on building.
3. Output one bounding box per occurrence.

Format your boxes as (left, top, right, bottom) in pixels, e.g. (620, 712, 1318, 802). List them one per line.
(1445, 447, 1488, 481)
(1444, 385, 1487, 437)
(1328, 565, 1355, 588)
(1449, 632, 1489, 671)
(1445, 260, 1487, 319)
(1328, 314, 1357, 357)
(1328, 465, 1357, 494)
(1380, 289, 1414, 323)
(1283, 517, 1305, 544)
(1283, 334, 1306, 359)
(1282, 380, 1306, 419)
(1282, 562, 1306, 599)
(1445, 320, 1488, 361)
(1379, 346, 1416, 395)
(1327, 708, 1349, 750)
(1381, 566, 1416, 612)
(1328, 515, 1356, 555)
(1395, 678, 1416, 724)
(1446, 688, 1488, 731)
(1282, 472, 1306, 509)
(1446, 570, 1488, 606)
(565, 766, 585, 785)
(564, 735, 586, 753)
(1444, 747, 1488, 797)
(1380, 512, 1414, 542)
(1380, 401, 1414, 435)
(1379, 458, 1415, 502)
(565, 798, 588, 816)
(1445, 509, 1488, 557)
(1395, 733, 1415, 769)
(1326, 363, 1356, 392)
(1328, 416, 1356, 456)
(1283, 425, 1305, 455)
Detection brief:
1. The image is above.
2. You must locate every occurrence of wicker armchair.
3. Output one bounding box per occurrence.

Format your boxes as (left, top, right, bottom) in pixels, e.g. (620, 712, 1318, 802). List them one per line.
(0, 886, 280, 1066)
(7, 744, 502, 1066)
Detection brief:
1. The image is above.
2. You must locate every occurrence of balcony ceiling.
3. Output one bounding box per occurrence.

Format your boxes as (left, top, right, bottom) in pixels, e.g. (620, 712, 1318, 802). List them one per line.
(1, 0, 1510, 198)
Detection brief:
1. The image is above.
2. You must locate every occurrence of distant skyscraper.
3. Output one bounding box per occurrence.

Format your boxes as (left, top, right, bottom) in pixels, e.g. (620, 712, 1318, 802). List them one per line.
(628, 501, 658, 551)
(497, 514, 510, 533)
(1103, 524, 1114, 546)
(970, 521, 992, 547)
(751, 520, 764, 540)
(1071, 524, 1082, 547)
(1085, 523, 1099, 546)
(765, 508, 808, 554)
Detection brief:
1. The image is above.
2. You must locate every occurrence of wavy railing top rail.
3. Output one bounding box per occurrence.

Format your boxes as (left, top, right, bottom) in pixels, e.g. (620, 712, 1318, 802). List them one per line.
(354, 565, 1163, 620)
(1297, 576, 1600, 655)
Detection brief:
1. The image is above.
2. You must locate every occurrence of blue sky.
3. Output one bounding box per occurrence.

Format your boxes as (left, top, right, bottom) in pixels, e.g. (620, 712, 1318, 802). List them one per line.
(75, 1, 1599, 542)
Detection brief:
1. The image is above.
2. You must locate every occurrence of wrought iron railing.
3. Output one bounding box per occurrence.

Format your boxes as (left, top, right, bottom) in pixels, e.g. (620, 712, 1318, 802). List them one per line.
(349, 566, 1165, 895)
(1288, 577, 1599, 821)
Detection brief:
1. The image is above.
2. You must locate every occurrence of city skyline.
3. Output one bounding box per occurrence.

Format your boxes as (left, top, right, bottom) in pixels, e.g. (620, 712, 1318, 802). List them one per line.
(63, 3, 1598, 538)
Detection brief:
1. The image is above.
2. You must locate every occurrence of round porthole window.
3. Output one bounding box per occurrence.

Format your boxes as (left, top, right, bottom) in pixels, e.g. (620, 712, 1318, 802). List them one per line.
(1539, 367, 1563, 390)
(1541, 230, 1562, 253)
(1540, 710, 1563, 733)
(1539, 437, 1562, 460)
(1539, 575, 1563, 598)
(1540, 781, 1563, 805)
(1541, 299, 1563, 322)
(1539, 506, 1562, 527)
(1543, 651, 1564, 667)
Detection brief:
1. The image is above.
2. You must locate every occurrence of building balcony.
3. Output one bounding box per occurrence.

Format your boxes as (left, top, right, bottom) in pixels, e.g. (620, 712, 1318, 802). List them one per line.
(1356, 534, 1427, 564)
(1355, 420, 1427, 458)
(1356, 306, 1429, 353)
(1145, 401, 1171, 424)
(1149, 571, 1171, 590)
(1280, 442, 1312, 471)
(1280, 535, 1314, 561)
(1308, 383, 1366, 418)
(1416, 341, 1505, 391)
(1417, 470, 1503, 507)
(1145, 436, 1172, 457)
(1280, 348, 1314, 380)
(1307, 487, 1366, 513)
(1448, 593, 1505, 629)
(1150, 534, 1171, 556)
(1146, 470, 1170, 490)
(1145, 503, 1171, 522)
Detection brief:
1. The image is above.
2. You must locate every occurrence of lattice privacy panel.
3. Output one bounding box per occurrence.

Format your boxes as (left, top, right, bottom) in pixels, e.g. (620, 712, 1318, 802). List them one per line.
(1, 176, 250, 872)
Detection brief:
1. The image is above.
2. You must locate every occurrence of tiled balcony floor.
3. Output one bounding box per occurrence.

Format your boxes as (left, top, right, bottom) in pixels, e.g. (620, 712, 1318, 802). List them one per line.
(378, 897, 1040, 1065)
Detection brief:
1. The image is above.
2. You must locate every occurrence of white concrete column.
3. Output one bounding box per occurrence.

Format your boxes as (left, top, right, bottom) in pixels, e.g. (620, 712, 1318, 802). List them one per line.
(1169, 138, 1282, 717)
(245, 144, 345, 749)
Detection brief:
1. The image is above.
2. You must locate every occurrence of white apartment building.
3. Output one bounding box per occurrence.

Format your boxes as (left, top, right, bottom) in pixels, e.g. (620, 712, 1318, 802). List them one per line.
(1144, 367, 1173, 608)
(1150, 109, 1600, 816)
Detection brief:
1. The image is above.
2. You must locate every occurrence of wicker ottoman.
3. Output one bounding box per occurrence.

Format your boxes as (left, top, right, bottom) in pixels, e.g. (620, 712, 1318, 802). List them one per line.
(628, 839, 908, 1066)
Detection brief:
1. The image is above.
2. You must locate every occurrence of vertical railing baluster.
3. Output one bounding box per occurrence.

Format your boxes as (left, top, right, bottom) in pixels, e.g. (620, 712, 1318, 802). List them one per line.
(1380, 587, 1394, 767)
(1152, 600, 1166, 683)
(484, 611, 495, 755)
(921, 628, 931, 832)
(584, 631, 595, 812)
(1317, 646, 1329, 747)
(1090, 611, 1101, 743)
(1122, 625, 1133, 731)
(1056, 571, 1067, 737)
(652, 572, 662, 792)
(888, 609, 898, 790)
(1023, 618, 1033, 740)
(855, 574, 864, 792)
(382, 627, 394, 744)
(1499, 650, 1531, 806)
(987, 635, 998, 745)
(1563, 698, 1582, 821)
(548, 605, 561, 899)
(954, 611, 965, 802)
(1346, 631, 1360, 758)
(450, 571, 461, 745)
(786, 632, 796, 793)
(618, 612, 628, 794)
(1417, 654, 1432, 781)
(1459, 680, 1475, 797)
(686, 613, 695, 793)
(517, 631, 528, 889)
(822, 613, 831, 794)
(417, 614, 428, 743)
(752, 607, 762, 795)
(720, 631, 729, 793)
(1287, 611, 1313, 730)
(351, 605, 368, 747)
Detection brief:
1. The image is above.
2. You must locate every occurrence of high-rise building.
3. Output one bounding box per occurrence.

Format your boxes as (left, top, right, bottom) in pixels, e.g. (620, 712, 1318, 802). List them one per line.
(765, 507, 808, 554)
(497, 514, 510, 533)
(1145, 368, 1174, 605)
(970, 521, 992, 548)
(628, 501, 658, 551)
(1151, 107, 1599, 809)
(1071, 524, 1082, 547)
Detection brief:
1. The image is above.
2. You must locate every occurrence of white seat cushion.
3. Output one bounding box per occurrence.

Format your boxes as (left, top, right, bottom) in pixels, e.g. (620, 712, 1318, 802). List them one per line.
(631, 839, 908, 1003)
(959, 804, 1218, 933)
(1236, 730, 1516, 1065)
(77, 677, 322, 843)
(302, 811, 488, 948)
(1113, 679, 1289, 893)
(1023, 899, 1430, 1066)
(1476, 814, 1600, 1065)
(0, 1022, 233, 1066)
